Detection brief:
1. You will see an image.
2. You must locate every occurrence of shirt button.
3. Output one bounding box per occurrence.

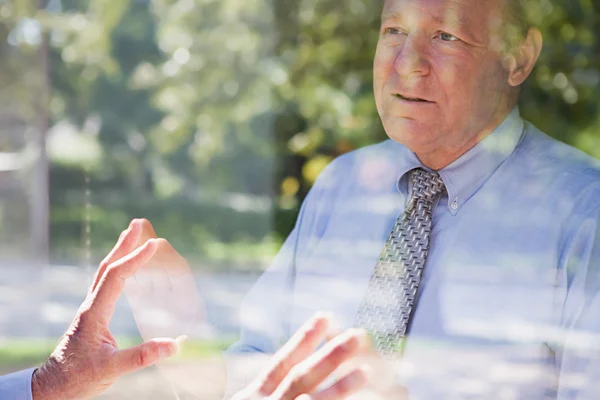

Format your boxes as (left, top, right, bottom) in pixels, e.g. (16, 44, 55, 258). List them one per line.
(451, 199, 459, 210)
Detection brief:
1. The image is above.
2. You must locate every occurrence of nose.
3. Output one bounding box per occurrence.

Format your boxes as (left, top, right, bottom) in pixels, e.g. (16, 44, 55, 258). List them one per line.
(394, 35, 431, 77)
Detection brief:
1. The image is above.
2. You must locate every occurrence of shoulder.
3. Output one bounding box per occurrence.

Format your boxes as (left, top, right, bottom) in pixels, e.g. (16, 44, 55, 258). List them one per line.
(312, 139, 400, 190)
(300, 139, 401, 220)
(516, 121, 600, 214)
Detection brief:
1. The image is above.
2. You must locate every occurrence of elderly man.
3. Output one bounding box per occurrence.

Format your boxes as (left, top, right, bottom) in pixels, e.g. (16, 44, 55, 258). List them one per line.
(228, 0, 600, 398)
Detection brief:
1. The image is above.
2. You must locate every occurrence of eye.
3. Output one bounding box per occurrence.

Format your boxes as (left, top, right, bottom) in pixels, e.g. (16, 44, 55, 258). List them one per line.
(437, 32, 459, 42)
(383, 27, 401, 35)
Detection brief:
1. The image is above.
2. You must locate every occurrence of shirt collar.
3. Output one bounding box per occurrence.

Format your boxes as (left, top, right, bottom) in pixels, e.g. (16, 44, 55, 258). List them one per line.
(392, 107, 525, 215)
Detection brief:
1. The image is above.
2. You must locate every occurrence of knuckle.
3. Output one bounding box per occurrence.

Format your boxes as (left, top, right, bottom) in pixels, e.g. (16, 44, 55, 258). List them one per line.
(257, 371, 279, 395)
(104, 264, 123, 281)
(332, 370, 367, 397)
(333, 341, 350, 357)
(333, 378, 353, 396)
(261, 368, 280, 386)
(260, 356, 289, 391)
(303, 325, 318, 341)
(98, 259, 110, 271)
(276, 356, 294, 377)
(325, 343, 350, 365)
(287, 366, 310, 395)
(297, 324, 318, 346)
(136, 345, 153, 367)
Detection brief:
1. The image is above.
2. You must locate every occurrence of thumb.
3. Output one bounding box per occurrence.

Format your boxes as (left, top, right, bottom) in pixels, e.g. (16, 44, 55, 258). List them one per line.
(110, 338, 178, 377)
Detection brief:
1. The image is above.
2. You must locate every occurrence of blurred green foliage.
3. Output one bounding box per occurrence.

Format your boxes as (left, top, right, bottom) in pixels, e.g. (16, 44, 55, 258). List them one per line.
(0, 0, 599, 267)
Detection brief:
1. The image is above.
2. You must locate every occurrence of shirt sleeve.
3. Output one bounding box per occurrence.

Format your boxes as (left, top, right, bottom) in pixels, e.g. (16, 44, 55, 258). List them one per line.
(0, 369, 35, 400)
(554, 202, 600, 399)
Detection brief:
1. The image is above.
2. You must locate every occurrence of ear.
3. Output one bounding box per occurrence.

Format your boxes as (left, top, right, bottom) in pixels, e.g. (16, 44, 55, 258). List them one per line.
(507, 28, 543, 87)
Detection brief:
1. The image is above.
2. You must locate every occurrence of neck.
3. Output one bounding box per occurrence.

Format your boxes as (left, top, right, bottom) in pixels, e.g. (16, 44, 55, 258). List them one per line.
(417, 103, 518, 171)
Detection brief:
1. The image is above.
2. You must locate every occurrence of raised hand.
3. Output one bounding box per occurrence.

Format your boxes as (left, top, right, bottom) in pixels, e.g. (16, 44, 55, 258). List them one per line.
(31, 222, 177, 400)
(232, 314, 369, 400)
(341, 338, 409, 400)
(124, 218, 205, 342)
(123, 218, 210, 397)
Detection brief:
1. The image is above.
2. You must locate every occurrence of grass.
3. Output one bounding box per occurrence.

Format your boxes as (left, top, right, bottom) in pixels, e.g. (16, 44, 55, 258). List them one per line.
(0, 339, 56, 372)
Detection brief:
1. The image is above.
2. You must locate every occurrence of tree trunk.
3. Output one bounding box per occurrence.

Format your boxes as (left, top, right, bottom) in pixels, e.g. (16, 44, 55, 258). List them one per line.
(29, 0, 50, 265)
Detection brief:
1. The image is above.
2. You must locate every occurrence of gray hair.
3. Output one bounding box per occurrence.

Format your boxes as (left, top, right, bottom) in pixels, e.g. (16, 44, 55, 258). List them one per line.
(504, 0, 532, 48)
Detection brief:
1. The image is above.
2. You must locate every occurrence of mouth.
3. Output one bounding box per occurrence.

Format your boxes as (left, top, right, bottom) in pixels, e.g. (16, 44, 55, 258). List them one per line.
(393, 93, 432, 103)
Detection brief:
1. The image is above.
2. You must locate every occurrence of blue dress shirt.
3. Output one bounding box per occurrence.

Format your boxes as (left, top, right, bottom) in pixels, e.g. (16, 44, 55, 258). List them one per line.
(229, 108, 600, 398)
(0, 369, 34, 400)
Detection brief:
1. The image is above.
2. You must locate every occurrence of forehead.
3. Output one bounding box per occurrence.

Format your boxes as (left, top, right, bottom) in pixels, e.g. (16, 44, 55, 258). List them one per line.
(382, 0, 506, 30)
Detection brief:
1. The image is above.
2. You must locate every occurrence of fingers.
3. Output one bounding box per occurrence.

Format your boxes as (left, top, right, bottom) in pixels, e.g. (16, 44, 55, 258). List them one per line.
(273, 329, 366, 400)
(91, 220, 143, 293)
(257, 313, 331, 395)
(136, 218, 158, 246)
(297, 368, 368, 400)
(87, 239, 158, 326)
(109, 337, 178, 378)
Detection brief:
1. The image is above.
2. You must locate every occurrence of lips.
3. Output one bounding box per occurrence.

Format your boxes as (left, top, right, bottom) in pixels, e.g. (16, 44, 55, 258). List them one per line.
(393, 93, 432, 103)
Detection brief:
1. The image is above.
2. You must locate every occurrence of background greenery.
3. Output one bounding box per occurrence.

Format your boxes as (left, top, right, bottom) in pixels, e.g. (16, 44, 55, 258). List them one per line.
(1, 0, 599, 268)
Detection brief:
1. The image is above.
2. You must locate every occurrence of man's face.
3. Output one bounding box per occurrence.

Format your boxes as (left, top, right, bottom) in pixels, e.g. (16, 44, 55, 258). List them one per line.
(374, 0, 518, 167)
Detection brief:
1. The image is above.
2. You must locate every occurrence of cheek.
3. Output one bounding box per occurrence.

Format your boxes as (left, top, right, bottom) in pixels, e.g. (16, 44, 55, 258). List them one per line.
(373, 47, 393, 111)
(435, 56, 474, 87)
(373, 45, 396, 84)
(433, 56, 488, 108)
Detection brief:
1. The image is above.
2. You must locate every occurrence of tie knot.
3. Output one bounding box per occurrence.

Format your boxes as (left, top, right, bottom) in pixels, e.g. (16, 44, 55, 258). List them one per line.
(411, 168, 446, 203)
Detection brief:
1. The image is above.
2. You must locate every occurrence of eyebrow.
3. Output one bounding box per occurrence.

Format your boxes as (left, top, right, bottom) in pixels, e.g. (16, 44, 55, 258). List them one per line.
(381, 10, 468, 31)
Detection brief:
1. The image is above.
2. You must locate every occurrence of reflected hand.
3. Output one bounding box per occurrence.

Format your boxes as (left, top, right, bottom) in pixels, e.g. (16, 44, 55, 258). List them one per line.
(233, 314, 368, 400)
(124, 218, 205, 341)
(124, 218, 208, 396)
(31, 224, 176, 400)
(342, 339, 409, 400)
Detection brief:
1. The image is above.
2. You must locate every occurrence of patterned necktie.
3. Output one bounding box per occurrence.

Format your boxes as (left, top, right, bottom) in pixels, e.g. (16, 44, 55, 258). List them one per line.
(355, 168, 446, 356)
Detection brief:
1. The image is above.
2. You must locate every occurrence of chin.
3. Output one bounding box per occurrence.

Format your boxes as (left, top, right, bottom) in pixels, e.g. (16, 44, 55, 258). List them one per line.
(381, 116, 435, 151)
